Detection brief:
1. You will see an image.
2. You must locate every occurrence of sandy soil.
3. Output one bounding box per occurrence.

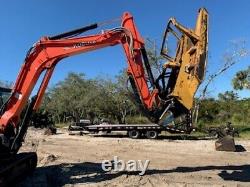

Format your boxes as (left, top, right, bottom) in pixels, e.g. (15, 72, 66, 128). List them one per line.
(17, 128, 250, 187)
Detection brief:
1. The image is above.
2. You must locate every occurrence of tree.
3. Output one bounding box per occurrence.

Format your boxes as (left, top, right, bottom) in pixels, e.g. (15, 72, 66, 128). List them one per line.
(93, 77, 137, 124)
(218, 91, 239, 102)
(193, 40, 249, 125)
(232, 66, 250, 90)
(41, 72, 140, 124)
(145, 38, 165, 76)
(197, 98, 220, 126)
(199, 40, 248, 99)
(41, 72, 93, 123)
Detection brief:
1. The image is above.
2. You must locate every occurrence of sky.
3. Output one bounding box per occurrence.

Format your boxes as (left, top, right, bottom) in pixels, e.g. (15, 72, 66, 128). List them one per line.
(0, 0, 249, 98)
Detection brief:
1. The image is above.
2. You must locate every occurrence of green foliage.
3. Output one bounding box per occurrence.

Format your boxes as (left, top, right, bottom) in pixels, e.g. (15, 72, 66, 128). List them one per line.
(39, 70, 249, 127)
(218, 91, 239, 101)
(125, 115, 151, 124)
(145, 38, 165, 76)
(198, 98, 220, 124)
(31, 110, 54, 128)
(39, 70, 244, 128)
(197, 92, 250, 129)
(41, 72, 141, 124)
(232, 66, 250, 90)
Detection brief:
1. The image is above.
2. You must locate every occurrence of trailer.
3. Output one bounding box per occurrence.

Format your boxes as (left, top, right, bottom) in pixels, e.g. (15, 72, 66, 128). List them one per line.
(68, 123, 189, 139)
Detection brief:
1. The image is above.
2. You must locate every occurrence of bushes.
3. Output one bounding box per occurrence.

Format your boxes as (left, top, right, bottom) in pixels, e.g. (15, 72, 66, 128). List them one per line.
(125, 115, 151, 124)
(197, 96, 250, 128)
(41, 72, 146, 124)
(38, 73, 249, 127)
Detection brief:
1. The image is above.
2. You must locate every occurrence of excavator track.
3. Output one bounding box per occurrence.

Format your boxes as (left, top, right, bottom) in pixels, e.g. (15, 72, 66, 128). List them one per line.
(0, 152, 37, 186)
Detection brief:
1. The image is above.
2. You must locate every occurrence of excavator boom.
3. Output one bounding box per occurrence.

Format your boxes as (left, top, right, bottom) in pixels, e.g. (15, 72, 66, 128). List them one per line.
(0, 9, 208, 186)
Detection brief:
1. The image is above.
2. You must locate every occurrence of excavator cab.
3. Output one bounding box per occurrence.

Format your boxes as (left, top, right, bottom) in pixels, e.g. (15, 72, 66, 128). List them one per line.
(0, 87, 11, 110)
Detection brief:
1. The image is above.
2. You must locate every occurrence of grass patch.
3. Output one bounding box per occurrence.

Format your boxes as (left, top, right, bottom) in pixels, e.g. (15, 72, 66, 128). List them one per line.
(237, 132, 250, 139)
(237, 127, 250, 140)
(192, 131, 207, 137)
(55, 123, 68, 128)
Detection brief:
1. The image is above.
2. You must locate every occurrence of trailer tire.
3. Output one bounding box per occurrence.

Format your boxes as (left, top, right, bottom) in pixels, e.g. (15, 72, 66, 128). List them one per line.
(146, 131, 158, 139)
(128, 130, 140, 139)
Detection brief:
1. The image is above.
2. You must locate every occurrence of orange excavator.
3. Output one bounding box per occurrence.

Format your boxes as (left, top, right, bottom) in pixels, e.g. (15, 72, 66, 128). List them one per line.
(0, 8, 208, 185)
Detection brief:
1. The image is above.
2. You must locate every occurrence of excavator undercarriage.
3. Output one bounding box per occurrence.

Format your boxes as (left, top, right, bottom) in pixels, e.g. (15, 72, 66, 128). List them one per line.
(0, 152, 37, 186)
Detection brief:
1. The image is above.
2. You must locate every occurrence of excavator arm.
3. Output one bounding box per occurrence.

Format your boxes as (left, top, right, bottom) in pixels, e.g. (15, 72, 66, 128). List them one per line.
(0, 12, 161, 155)
(0, 8, 208, 186)
(0, 9, 208, 155)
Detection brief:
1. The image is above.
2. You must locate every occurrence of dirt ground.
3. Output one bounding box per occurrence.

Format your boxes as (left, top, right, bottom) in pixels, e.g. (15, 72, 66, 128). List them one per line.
(17, 128, 250, 187)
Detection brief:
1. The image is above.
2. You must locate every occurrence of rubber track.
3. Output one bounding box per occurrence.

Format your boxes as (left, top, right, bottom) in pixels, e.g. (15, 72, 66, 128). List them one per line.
(0, 152, 37, 186)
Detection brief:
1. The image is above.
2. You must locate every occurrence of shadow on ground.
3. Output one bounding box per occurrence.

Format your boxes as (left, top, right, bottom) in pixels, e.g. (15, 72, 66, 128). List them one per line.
(17, 162, 250, 187)
(235, 144, 247, 152)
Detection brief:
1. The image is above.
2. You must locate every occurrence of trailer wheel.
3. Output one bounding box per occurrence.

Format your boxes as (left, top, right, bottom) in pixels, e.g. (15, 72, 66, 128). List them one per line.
(128, 130, 140, 139)
(146, 131, 158, 139)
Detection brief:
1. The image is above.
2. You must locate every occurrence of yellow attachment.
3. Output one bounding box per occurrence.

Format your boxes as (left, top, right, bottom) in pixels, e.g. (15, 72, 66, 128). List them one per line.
(163, 61, 180, 69)
(168, 8, 208, 110)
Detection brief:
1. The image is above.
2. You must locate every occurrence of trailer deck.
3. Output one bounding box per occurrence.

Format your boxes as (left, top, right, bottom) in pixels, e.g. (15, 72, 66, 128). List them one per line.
(68, 123, 187, 139)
